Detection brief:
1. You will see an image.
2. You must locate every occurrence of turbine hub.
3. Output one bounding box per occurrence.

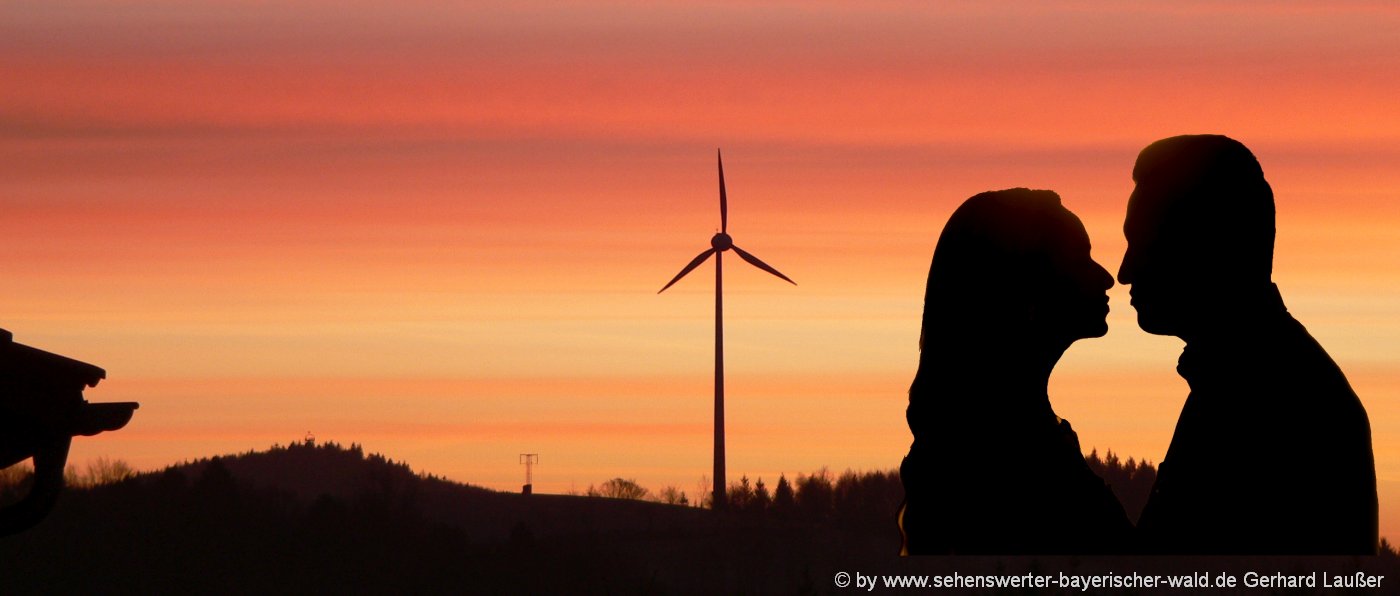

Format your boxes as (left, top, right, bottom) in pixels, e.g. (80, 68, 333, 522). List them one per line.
(710, 232, 733, 251)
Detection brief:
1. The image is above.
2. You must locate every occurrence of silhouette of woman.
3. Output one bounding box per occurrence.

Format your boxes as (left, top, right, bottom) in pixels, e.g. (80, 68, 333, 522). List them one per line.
(898, 189, 1131, 555)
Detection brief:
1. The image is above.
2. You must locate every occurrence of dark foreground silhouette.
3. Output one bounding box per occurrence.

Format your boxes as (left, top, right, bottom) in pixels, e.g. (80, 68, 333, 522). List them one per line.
(901, 189, 1131, 555)
(0, 441, 900, 593)
(1121, 135, 1377, 554)
(0, 328, 137, 535)
(3, 441, 1391, 594)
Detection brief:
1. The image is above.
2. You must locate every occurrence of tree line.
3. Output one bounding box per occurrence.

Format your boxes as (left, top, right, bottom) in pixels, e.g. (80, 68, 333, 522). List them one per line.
(580, 448, 1161, 528)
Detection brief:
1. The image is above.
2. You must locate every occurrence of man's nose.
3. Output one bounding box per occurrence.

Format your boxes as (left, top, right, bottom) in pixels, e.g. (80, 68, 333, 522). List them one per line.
(1117, 248, 1134, 285)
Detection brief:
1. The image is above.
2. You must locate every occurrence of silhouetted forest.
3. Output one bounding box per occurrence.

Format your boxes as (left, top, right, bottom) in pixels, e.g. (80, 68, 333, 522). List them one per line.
(1, 441, 1392, 593)
(583, 448, 1153, 526)
(1085, 448, 1157, 523)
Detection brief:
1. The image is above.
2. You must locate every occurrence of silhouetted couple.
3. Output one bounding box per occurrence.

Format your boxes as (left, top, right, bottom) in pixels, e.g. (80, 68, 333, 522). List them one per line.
(899, 135, 1377, 555)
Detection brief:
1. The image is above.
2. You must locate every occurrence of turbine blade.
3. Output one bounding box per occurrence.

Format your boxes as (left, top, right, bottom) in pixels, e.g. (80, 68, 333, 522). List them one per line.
(658, 248, 717, 293)
(731, 245, 796, 286)
(718, 149, 728, 233)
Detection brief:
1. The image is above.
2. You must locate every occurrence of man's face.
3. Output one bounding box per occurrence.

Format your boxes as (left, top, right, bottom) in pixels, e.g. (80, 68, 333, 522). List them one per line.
(1117, 184, 1203, 337)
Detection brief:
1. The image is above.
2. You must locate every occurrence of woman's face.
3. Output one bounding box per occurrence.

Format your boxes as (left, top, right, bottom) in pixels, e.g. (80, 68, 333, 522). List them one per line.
(1033, 211, 1114, 342)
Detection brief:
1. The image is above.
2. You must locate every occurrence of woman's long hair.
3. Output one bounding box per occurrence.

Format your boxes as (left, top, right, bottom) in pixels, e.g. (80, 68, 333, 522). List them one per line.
(908, 188, 1072, 431)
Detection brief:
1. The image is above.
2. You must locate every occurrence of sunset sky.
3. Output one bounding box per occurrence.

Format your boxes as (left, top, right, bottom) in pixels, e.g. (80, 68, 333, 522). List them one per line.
(4, 1, 1399, 537)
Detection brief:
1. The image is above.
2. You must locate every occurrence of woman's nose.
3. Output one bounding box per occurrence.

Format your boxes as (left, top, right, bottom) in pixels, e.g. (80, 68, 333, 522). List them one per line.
(1094, 260, 1114, 290)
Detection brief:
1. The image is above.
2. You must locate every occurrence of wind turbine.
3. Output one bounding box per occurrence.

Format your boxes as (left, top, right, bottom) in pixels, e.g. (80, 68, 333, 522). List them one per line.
(658, 149, 795, 509)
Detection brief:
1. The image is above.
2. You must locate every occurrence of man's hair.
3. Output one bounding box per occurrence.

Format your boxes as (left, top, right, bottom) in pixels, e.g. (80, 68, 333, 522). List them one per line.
(1131, 135, 1275, 278)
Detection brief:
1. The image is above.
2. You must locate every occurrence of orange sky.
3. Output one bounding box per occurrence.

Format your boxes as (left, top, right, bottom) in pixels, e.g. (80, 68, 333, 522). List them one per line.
(4, 1, 1399, 537)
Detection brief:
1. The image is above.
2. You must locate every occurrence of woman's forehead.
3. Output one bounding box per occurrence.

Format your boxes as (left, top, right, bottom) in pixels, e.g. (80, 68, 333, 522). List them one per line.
(1049, 208, 1092, 250)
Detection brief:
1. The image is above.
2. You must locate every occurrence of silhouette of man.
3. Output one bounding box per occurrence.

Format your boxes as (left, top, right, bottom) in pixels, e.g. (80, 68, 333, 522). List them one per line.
(1120, 135, 1377, 554)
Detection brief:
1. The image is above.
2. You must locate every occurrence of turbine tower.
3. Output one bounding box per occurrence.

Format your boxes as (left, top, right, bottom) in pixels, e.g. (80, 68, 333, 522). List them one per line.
(658, 149, 795, 509)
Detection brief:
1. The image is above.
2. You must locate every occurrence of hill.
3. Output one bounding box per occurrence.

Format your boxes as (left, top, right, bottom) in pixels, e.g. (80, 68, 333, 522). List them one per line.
(0, 441, 868, 594)
(154, 441, 742, 547)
